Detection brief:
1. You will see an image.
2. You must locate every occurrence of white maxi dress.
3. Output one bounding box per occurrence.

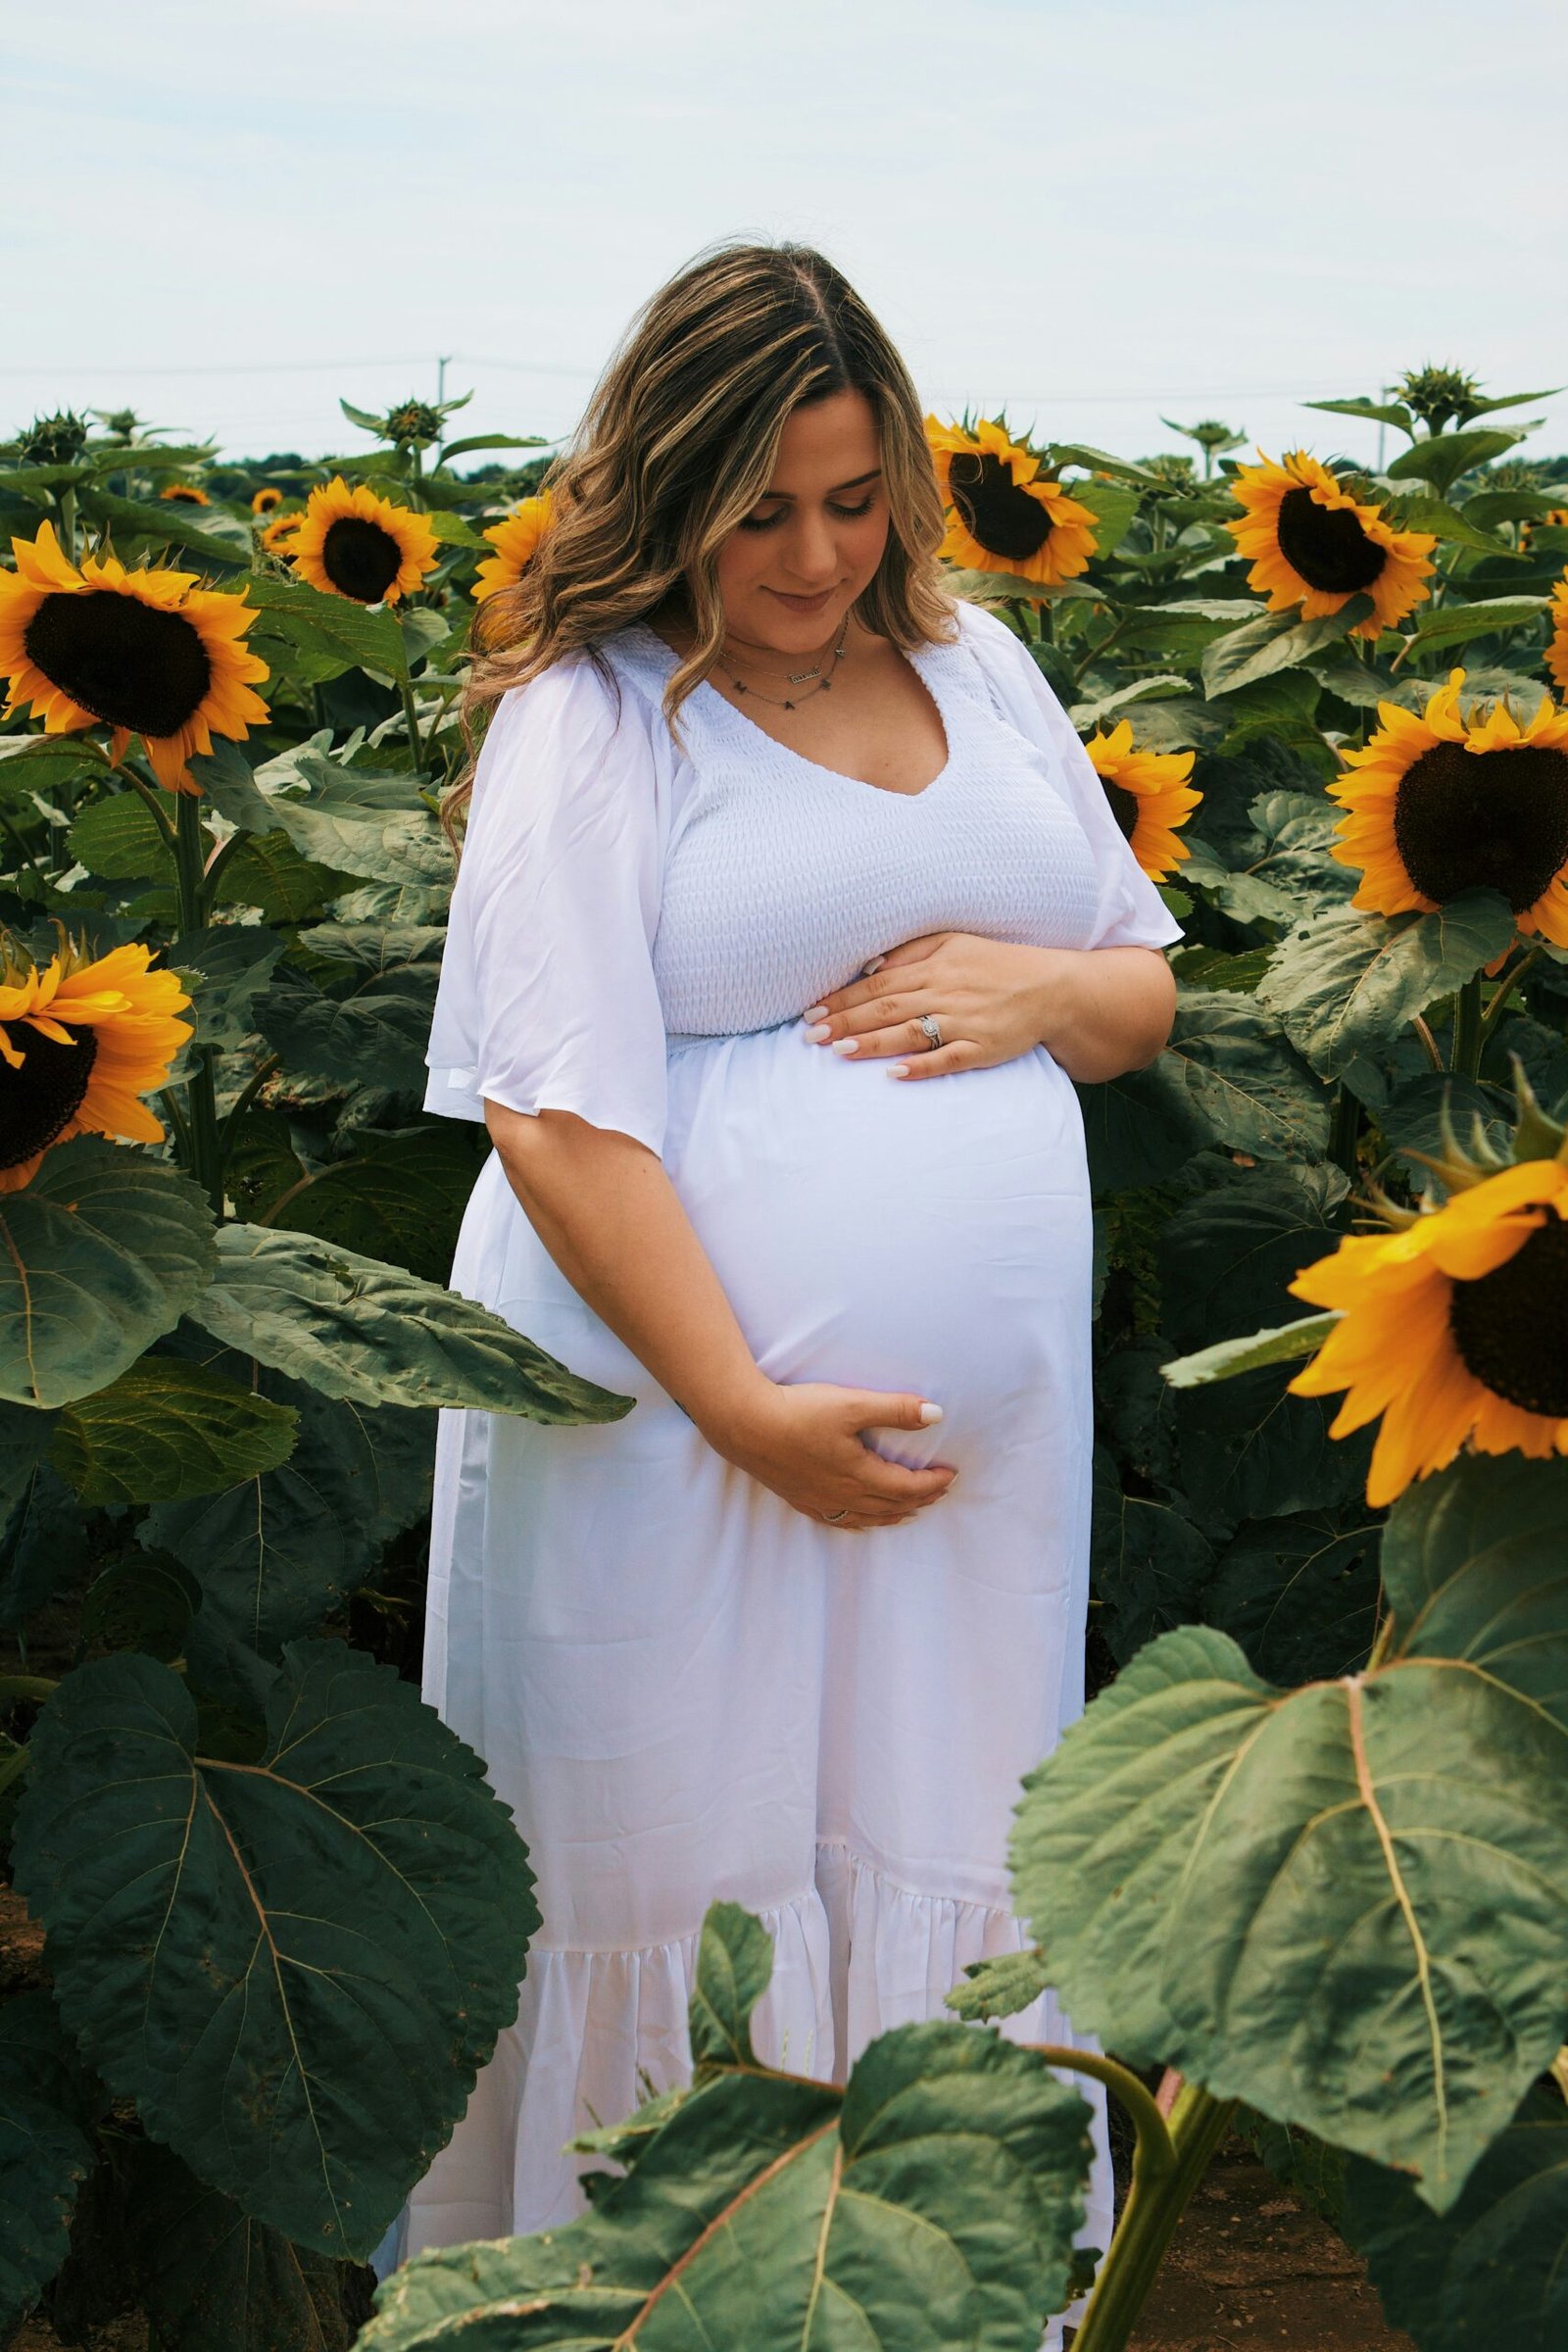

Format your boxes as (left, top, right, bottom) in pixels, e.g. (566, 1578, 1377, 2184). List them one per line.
(410, 599, 1182, 2278)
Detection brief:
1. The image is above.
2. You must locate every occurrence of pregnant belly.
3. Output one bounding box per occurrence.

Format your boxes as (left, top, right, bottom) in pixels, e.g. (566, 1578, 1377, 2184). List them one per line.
(662, 1023, 1094, 1468)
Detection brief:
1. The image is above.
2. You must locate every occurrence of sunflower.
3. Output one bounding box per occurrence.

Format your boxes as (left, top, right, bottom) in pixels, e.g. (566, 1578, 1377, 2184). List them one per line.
(0, 937, 191, 1194)
(1546, 577, 1568, 694)
(471, 493, 553, 605)
(287, 476, 438, 606)
(1082, 721, 1200, 882)
(0, 521, 270, 795)
(925, 417, 1099, 586)
(1288, 1158, 1568, 1506)
(160, 483, 211, 507)
(1226, 451, 1436, 639)
(260, 509, 304, 556)
(1327, 669, 1568, 947)
(251, 486, 285, 516)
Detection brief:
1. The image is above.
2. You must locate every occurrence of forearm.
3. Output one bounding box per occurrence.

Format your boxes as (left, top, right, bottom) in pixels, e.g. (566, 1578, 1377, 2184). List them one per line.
(1027, 945, 1176, 1082)
(484, 1103, 767, 1446)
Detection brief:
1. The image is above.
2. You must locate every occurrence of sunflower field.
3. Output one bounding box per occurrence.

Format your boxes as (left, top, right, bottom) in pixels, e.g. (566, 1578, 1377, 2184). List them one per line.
(2, 370, 1568, 2352)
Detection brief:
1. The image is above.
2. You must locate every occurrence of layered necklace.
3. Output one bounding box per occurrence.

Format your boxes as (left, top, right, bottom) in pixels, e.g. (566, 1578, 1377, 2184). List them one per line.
(718, 613, 850, 710)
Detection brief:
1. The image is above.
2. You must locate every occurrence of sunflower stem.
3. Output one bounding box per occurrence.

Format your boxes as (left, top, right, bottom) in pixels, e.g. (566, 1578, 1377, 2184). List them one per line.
(172, 791, 225, 1217)
(122, 772, 178, 857)
(1478, 947, 1542, 1048)
(401, 676, 428, 776)
(218, 1053, 281, 1160)
(1451, 973, 1485, 1080)
(1410, 1014, 1445, 1074)
(1329, 1084, 1362, 1179)
(1072, 2084, 1238, 2352)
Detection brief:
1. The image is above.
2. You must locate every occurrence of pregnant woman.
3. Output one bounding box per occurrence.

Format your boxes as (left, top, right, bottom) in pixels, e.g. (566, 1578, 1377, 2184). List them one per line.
(413, 242, 1180, 2283)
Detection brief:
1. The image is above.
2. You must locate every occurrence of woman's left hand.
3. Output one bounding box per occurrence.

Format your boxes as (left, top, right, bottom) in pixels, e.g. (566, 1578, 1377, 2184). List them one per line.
(802, 931, 1071, 1079)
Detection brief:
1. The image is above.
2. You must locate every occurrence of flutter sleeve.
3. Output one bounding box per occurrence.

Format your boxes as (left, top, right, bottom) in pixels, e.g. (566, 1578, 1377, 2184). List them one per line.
(956, 599, 1186, 953)
(423, 653, 670, 1156)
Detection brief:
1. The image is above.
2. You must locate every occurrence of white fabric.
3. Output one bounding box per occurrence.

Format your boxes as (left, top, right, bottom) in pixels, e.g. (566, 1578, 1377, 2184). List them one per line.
(402, 601, 1182, 2296)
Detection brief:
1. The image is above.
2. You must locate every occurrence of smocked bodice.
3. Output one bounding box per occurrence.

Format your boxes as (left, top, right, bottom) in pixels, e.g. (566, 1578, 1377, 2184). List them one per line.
(601, 623, 1104, 1041)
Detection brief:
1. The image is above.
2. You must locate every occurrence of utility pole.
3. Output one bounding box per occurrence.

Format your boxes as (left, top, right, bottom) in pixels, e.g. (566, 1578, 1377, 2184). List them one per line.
(437, 354, 452, 407)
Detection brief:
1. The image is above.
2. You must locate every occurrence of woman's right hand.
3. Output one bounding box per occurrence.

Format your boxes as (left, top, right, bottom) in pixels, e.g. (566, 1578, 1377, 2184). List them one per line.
(706, 1379, 956, 1530)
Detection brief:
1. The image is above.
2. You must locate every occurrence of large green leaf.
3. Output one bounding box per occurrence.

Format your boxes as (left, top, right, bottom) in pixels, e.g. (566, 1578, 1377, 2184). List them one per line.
(1010, 1452, 1568, 2212)
(359, 1900, 1094, 2352)
(241, 573, 407, 681)
(68, 792, 174, 881)
(263, 1123, 489, 1282)
(1172, 1365, 1372, 1525)
(1256, 893, 1518, 1077)
(261, 750, 450, 885)
(48, 1356, 298, 1505)
(256, 924, 444, 1094)
(188, 1224, 633, 1422)
(1159, 1312, 1341, 1389)
(129, 2145, 367, 2352)
(167, 925, 286, 1056)
(1348, 2088, 1568, 2351)
(0, 1458, 86, 1632)
(1091, 1446, 1214, 1664)
(0, 1993, 97, 2332)
(1408, 594, 1550, 651)
(0, 1141, 217, 1408)
(1080, 995, 1327, 1189)
(1158, 1160, 1348, 1352)
(1386, 427, 1533, 497)
(1200, 604, 1370, 697)
(144, 1370, 431, 1659)
(1203, 1507, 1381, 1685)
(13, 1641, 539, 2258)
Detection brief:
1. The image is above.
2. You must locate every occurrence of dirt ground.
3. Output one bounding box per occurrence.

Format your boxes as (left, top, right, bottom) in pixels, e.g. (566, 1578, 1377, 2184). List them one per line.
(1126, 2140, 1414, 2351)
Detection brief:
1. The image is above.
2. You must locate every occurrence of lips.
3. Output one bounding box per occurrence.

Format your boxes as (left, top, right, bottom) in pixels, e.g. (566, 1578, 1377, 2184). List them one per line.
(767, 587, 837, 613)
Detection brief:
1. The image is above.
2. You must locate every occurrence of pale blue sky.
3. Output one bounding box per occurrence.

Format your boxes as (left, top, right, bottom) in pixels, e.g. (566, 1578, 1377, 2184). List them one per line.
(7, 0, 1567, 473)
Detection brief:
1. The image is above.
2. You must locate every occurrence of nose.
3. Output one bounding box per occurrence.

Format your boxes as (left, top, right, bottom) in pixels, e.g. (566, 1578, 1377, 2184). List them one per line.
(781, 506, 841, 586)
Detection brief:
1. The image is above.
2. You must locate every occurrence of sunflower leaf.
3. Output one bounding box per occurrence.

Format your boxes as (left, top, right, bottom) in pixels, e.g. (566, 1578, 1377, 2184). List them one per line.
(12, 1641, 539, 2258)
(48, 1356, 298, 1507)
(1256, 893, 1519, 1077)
(1011, 1451, 1568, 2212)
(1303, 397, 1416, 436)
(1079, 996, 1328, 1188)
(187, 1223, 634, 1423)
(1346, 2086, 1568, 2352)
(241, 574, 407, 684)
(1410, 593, 1550, 649)
(0, 1995, 96, 2333)
(358, 1945, 1093, 2352)
(1200, 604, 1373, 697)
(127, 2144, 366, 2352)
(0, 735, 114, 803)
(1158, 1313, 1342, 1388)
(68, 793, 175, 882)
(0, 1141, 218, 1411)
(1386, 492, 1514, 559)
(1385, 426, 1533, 497)
(143, 1366, 431, 1662)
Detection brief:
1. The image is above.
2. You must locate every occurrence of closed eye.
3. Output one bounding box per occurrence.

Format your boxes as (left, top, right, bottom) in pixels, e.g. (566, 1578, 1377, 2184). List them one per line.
(737, 496, 879, 534)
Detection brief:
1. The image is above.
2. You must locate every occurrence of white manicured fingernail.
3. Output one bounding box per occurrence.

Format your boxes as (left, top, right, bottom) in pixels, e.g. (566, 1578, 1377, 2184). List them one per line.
(832, 1038, 858, 1056)
(919, 1402, 944, 1424)
(889, 1062, 909, 1078)
(862, 956, 886, 975)
(803, 1004, 828, 1022)
(808, 1022, 832, 1043)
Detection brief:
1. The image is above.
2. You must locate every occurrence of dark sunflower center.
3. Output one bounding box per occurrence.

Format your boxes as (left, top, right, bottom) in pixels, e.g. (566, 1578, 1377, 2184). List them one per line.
(1274, 485, 1387, 594)
(1103, 779, 1140, 842)
(1447, 1210, 1568, 1416)
(321, 516, 403, 603)
(948, 452, 1053, 562)
(0, 1024, 98, 1170)
(23, 590, 213, 738)
(1393, 741, 1568, 911)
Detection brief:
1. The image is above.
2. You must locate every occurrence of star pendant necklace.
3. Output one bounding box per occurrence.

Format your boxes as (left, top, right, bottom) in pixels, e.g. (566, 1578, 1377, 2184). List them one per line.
(719, 613, 850, 711)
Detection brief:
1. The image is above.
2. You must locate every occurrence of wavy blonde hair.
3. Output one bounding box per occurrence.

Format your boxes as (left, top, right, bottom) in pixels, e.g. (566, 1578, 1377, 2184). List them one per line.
(449, 241, 953, 833)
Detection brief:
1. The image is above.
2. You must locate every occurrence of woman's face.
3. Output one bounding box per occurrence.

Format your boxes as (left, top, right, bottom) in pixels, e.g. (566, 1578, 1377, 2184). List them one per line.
(712, 386, 890, 656)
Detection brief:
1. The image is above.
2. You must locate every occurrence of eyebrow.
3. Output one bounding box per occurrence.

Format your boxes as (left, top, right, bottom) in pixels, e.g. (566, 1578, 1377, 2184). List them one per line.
(756, 468, 883, 502)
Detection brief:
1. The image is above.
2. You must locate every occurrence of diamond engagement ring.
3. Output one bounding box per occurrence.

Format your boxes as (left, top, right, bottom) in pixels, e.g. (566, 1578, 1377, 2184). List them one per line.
(916, 1014, 944, 1051)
